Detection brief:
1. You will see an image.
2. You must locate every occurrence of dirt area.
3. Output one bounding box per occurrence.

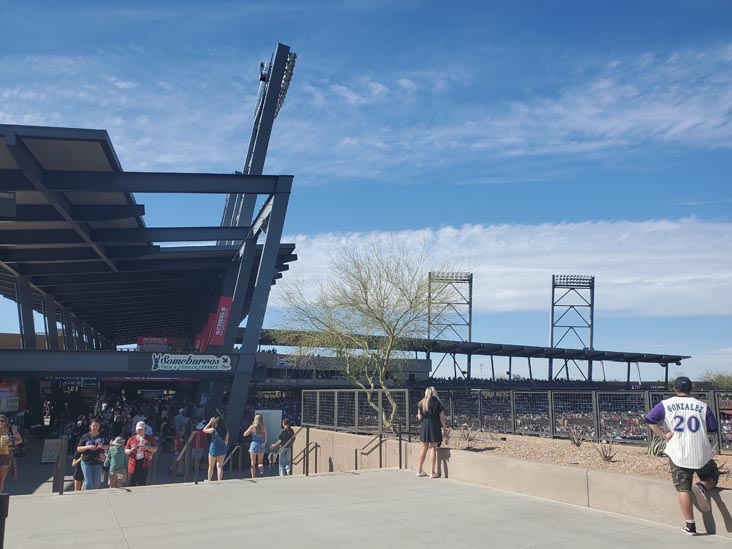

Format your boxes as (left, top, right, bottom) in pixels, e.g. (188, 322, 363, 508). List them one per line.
(443, 432, 732, 489)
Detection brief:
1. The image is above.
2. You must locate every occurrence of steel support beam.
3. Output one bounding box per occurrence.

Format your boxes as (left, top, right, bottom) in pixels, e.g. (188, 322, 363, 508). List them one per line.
(3, 132, 118, 271)
(0, 204, 145, 222)
(15, 171, 289, 194)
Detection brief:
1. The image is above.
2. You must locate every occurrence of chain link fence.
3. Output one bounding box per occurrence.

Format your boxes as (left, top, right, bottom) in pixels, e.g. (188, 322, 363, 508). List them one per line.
(304, 388, 729, 447)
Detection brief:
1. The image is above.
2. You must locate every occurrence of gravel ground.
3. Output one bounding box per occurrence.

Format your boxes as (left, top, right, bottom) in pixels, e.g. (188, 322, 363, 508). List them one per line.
(444, 432, 732, 488)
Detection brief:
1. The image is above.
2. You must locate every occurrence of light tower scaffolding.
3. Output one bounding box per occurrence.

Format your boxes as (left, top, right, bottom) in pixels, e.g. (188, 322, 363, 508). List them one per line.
(549, 274, 595, 381)
(428, 272, 473, 379)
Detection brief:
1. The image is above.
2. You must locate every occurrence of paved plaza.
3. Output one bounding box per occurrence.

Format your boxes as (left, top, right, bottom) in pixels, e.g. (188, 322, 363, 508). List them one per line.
(5, 469, 732, 548)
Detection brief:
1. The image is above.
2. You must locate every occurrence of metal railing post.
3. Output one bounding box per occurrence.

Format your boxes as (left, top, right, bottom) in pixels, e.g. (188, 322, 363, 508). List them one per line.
(398, 424, 403, 470)
(379, 432, 383, 469)
(305, 427, 310, 477)
(592, 391, 600, 442)
(194, 445, 201, 484)
(0, 493, 9, 549)
(510, 391, 516, 435)
(316, 390, 320, 429)
(354, 448, 358, 471)
(184, 445, 190, 483)
(378, 391, 383, 435)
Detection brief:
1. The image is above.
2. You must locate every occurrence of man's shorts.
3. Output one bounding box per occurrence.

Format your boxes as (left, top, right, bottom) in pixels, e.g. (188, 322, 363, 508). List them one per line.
(670, 459, 720, 492)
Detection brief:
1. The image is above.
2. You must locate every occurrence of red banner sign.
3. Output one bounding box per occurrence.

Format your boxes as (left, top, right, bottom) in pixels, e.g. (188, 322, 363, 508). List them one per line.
(209, 296, 234, 346)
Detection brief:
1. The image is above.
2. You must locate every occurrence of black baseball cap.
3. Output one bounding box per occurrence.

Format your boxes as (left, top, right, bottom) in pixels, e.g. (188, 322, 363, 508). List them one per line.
(673, 376, 692, 393)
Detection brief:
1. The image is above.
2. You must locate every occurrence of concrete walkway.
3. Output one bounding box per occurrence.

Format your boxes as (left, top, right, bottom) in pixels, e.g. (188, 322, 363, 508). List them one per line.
(5, 469, 731, 548)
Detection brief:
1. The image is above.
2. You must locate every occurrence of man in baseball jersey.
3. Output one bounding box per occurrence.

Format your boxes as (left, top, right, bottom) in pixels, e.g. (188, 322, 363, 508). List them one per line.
(644, 376, 719, 535)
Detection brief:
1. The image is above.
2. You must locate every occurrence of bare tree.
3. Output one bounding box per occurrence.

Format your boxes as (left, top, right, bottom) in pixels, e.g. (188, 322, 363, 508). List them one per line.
(278, 241, 431, 429)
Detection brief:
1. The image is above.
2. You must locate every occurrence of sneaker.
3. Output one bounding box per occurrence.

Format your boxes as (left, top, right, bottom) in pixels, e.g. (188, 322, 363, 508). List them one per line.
(430, 473, 440, 478)
(416, 471, 427, 478)
(682, 525, 697, 536)
(692, 483, 711, 512)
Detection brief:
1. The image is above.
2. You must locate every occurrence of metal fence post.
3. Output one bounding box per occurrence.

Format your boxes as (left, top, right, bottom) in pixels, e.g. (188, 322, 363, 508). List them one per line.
(548, 391, 555, 439)
(334, 391, 339, 432)
(449, 391, 455, 429)
(510, 390, 516, 435)
(478, 391, 484, 431)
(354, 391, 359, 435)
(316, 390, 320, 429)
(592, 391, 600, 441)
(644, 391, 652, 444)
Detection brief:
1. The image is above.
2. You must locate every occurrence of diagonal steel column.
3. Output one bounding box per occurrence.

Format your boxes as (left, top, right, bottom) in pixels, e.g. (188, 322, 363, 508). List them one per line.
(43, 294, 60, 350)
(16, 275, 36, 349)
(61, 308, 75, 350)
(224, 181, 291, 437)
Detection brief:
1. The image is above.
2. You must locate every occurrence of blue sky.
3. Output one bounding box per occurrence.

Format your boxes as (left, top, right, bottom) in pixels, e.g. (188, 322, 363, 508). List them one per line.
(0, 1, 730, 380)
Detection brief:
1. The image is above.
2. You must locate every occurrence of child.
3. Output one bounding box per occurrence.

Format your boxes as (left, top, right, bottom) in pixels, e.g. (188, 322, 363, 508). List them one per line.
(71, 451, 84, 491)
(104, 436, 128, 488)
(269, 418, 295, 476)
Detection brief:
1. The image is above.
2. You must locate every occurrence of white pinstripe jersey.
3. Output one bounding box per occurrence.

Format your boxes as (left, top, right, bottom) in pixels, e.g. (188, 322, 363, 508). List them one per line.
(659, 396, 713, 469)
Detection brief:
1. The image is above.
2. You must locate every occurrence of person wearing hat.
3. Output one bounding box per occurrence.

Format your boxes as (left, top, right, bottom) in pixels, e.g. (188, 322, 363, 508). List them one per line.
(104, 436, 128, 488)
(124, 421, 158, 487)
(644, 376, 720, 535)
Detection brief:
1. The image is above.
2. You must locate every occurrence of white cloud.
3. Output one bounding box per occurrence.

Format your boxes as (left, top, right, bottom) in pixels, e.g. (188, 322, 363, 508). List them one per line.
(274, 217, 732, 318)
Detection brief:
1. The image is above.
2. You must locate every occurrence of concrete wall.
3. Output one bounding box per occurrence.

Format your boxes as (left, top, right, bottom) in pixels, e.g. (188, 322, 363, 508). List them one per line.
(292, 428, 732, 538)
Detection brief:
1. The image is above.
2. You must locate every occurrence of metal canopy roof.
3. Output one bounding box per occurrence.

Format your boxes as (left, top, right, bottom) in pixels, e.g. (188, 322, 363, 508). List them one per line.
(255, 329, 689, 366)
(0, 124, 296, 344)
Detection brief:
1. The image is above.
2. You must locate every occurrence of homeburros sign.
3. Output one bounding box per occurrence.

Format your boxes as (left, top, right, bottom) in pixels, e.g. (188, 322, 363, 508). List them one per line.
(151, 353, 232, 372)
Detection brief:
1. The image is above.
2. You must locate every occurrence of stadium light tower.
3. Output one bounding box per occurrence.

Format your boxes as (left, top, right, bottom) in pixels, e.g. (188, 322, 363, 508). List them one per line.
(428, 272, 473, 379)
(549, 274, 595, 381)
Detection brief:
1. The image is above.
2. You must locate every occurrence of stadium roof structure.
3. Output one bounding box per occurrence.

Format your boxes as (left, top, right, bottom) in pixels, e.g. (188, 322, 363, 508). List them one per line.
(254, 329, 690, 384)
(256, 329, 689, 365)
(0, 123, 296, 347)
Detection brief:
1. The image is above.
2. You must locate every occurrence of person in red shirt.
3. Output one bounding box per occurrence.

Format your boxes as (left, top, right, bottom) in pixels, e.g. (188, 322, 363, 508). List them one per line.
(124, 421, 158, 486)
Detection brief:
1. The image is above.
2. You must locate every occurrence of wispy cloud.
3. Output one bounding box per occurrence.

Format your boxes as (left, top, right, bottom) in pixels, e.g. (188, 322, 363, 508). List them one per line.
(267, 43, 732, 183)
(0, 43, 730, 185)
(273, 217, 732, 318)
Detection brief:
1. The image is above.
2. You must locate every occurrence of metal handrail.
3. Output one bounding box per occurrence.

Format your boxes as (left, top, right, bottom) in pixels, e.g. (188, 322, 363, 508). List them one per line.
(354, 432, 383, 470)
(222, 444, 243, 479)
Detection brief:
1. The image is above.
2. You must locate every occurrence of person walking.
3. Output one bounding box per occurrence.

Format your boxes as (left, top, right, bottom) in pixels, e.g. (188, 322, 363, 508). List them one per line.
(243, 414, 267, 478)
(0, 414, 22, 493)
(77, 418, 108, 490)
(202, 417, 228, 481)
(644, 376, 719, 535)
(268, 417, 295, 476)
(416, 387, 448, 478)
(125, 421, 158, 487)
(105, 436, 128, 488)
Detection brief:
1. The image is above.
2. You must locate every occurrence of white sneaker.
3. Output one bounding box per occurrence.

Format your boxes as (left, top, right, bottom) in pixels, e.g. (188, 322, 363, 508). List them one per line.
(430, 473, 440, 478)
(416, 471, 427, 478)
